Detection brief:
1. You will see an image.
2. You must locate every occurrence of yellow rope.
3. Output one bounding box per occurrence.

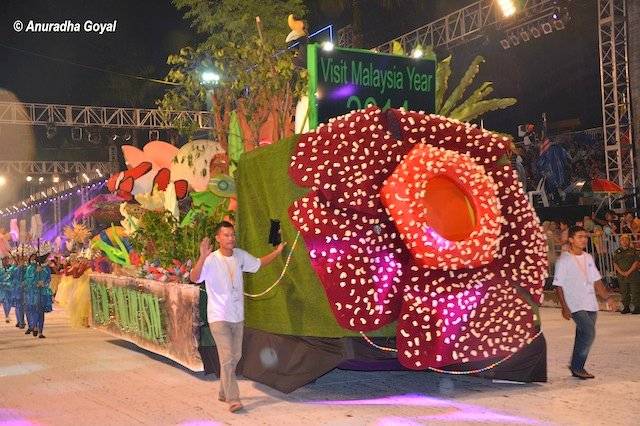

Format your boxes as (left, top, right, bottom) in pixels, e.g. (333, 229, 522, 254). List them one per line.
(243, 231, 300, 298)
(360, 330, 543, 375)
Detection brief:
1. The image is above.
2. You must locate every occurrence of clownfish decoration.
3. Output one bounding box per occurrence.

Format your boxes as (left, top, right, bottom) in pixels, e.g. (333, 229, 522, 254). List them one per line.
(106, 161, 188, 201)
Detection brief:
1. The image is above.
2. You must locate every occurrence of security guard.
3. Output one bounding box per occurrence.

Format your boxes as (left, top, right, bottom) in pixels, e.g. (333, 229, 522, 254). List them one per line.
(613, 234, 640, 314)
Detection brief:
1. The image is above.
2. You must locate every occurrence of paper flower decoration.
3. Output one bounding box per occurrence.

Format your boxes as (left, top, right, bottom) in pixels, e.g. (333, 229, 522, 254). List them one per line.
(63, 222, 91, 245)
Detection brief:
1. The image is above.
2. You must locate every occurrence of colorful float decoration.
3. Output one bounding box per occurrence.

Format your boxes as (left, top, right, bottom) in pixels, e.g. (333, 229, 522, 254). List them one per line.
(286, 107, 547, 370)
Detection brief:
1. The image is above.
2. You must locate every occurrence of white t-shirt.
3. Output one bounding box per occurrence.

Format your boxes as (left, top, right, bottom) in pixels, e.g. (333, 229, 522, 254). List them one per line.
(553, 251, 602, 313)
(196, 248, 261, 323)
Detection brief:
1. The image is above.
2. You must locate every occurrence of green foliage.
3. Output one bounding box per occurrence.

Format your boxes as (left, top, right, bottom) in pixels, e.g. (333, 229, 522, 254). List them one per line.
(172, 0, 306, 49)
(434, 55, 451, 113)
(130, 202, 229, 267)
(435, 54, 517, 123)
(159, 36, 306, 145)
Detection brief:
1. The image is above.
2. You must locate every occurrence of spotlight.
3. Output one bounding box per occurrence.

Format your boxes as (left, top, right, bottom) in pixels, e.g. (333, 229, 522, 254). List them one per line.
(497, 0, 517, 17)
(201, 71, 220, 85)
(41, 191, 46, 197)
(412, 47, 424, 58)
(26, 176, 33, 182)
(67, 180, 73, 188)
(52, 175, 60, 183)
(542, 22, 553, 34)
(46, 122, 57, 140)
(0, 176, 6, 186)
(321, 41, 334, 51)
(124, 133, 132, 142)
(112, 134, 119, 141)
(88, 131, 101, 145)
(22, 202, 27, 207)
(71, 127, 83, 142)
(38, 176, 44, 183)
(82, 173, 90, 182)
(96, 169, 103, 177)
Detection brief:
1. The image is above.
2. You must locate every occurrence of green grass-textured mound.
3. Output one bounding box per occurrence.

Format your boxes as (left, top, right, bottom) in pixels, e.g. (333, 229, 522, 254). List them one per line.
(237, 136, 395, 338)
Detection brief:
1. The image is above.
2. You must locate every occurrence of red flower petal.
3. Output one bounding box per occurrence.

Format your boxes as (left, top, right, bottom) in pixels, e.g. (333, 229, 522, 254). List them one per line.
(289, 107, 411, 217)
(387, 110, 511, 165)
(288, 192, 404, 331)
(397, 279, 537, 369)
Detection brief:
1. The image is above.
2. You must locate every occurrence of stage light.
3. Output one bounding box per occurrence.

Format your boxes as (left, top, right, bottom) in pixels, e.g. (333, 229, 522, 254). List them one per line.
(321, 41, 334, 51)
(52, 175, 60, 183)
(96, 169, 103, 177)
(531, 26, 541, 38)
(201, 71, 220, 86)
(46, 122, 57, 140)
(40, 191, 46, 197)
(67, 180, 73, 188)
(71, 127, 83, 142)
(82, 173, 90, 182)
(520, 30, 530, 42)
(22, 202, 27, 207)
(500, 39, 510, 49)
(509, 34, 520, 46)
(38, 177, 44, 183)
(26, 176, 33, 182)
(497, 0, 517, 17)
(0, 176, 6, 186)
(412, 47, 424, 58)
(542, 22, 553, 34)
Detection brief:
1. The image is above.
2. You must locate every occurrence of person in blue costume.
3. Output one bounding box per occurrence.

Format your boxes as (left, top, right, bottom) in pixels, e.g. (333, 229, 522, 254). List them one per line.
(34, 253, 53, 338)
(0, 258, 12, 323)
(9, 255, 26, 329)
(23, 254, 39, 336)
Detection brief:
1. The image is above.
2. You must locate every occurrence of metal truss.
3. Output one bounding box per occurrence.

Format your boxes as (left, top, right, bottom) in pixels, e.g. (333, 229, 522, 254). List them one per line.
(0, 101, 215, 130)
(336, 0, 557, 52)
(598, 0, 636, 208)
(337, 24, 353, 47)
(0, 160, 116, 176)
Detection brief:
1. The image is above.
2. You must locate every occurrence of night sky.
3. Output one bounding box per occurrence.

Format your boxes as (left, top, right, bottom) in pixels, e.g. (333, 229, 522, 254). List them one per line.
(0, 0, 601, 124)
(0, 0, 602, 204)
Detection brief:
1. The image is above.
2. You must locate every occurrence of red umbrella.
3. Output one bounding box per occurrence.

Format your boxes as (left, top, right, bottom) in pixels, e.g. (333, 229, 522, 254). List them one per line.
(591, 178, 623, 194)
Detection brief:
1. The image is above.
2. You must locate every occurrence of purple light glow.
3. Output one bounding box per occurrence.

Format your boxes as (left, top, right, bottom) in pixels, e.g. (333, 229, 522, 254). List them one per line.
(423, 226, 454, 251)
(328, 84, 357, 100)
(310, 394, 544, 425)
(0, 409, 37, 426)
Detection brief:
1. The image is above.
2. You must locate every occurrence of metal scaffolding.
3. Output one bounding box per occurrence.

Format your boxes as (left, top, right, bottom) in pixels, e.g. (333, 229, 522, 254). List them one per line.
(598, 0, 636, 208)
(335, 0, 558, 53)
(0, 160, 116, 175)
(0, 101, 215, 130)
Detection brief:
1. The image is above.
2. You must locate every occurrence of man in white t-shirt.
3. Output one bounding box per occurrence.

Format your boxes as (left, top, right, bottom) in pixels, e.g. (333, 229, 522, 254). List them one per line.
(553, 225, 616, 379)
(190, 221, 285, 413)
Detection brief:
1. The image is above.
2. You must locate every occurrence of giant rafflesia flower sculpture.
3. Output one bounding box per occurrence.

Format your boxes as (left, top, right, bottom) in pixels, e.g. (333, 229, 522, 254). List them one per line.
(288, 107, 547, 370)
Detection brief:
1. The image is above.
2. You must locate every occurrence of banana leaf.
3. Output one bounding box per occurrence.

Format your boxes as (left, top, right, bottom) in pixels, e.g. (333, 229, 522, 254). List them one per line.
(227, 110, 244, 177)
(454, 97, 517, 123)
(440, 55, 485, 117)
(435, 55, 452, 113)
(448, 81, 493, 120)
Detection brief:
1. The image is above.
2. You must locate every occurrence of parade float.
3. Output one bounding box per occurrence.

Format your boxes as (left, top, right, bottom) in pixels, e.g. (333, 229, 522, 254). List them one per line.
(81, 36, 548, 393)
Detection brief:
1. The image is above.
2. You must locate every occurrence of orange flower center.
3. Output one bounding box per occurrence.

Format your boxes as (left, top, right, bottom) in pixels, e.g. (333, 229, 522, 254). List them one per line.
(420, 176, 476, 241)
